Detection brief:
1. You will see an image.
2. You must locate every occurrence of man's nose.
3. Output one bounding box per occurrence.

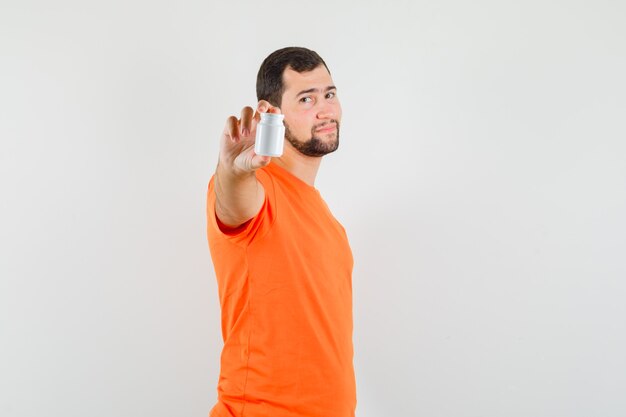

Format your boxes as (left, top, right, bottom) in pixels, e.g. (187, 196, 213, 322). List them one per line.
(317, 104, 336, 119)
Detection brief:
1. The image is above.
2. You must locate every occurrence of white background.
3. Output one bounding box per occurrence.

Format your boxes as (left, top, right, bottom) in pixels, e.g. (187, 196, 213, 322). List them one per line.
(1, 1, 625, 416)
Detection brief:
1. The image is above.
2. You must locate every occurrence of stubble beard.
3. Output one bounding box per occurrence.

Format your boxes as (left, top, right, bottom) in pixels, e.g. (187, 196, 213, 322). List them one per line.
(284, 120, 340, 157)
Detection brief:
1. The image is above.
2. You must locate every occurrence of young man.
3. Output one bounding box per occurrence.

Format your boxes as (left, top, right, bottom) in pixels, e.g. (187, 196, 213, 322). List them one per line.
(206, 47, 356, 417)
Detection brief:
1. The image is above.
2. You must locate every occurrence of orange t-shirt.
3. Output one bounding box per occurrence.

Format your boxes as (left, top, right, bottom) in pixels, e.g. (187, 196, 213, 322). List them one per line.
(206, 162, 356, 417)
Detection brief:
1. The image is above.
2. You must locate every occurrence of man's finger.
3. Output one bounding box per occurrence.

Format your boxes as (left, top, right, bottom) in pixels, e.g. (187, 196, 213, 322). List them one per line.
(240, 106, 254, 137)
(255, 101, 282, 129)
(250, 154, 272, 170)
(257, 100, 271, 114)
(257, 100, 282, 115)
(226, 116, 239, 143)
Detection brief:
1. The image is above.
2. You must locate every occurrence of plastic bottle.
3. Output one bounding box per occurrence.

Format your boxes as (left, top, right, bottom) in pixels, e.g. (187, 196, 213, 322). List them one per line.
(254, 113, 285, 157)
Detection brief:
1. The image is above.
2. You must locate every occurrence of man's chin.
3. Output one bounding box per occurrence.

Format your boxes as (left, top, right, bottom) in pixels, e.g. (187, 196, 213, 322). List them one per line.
(290, 138, 338, 157)
(285, 126, 340, 157)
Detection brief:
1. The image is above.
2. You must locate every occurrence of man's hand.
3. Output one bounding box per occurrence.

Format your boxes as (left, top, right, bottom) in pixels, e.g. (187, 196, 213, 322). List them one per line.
(220, 100, 282, 175)
(214, 100, 281, 229)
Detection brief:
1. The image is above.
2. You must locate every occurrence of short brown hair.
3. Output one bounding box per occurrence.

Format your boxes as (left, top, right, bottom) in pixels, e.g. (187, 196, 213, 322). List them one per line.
(256, 47, 330, 107)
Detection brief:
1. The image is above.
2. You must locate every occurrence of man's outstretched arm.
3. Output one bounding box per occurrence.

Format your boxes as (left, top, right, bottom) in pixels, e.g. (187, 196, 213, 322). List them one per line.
(214, 100, 280, 228)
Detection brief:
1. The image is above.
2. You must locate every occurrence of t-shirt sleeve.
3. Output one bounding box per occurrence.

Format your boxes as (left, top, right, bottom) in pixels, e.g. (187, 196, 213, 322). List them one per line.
(206, 168, 276, 246)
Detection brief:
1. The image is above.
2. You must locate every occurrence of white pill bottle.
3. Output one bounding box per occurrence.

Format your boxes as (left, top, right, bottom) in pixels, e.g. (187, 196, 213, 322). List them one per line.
(254, 113, 285, 157)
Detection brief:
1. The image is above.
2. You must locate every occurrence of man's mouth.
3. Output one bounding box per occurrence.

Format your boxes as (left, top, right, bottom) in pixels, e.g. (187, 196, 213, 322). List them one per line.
(315, 124, 337, 133)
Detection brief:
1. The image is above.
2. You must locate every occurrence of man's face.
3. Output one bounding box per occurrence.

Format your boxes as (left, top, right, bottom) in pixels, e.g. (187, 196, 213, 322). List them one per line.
(280, 65, 342, 157)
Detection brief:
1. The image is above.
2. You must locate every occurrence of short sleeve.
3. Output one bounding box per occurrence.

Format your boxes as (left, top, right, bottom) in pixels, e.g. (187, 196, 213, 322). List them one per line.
(206, 168, 276, 247)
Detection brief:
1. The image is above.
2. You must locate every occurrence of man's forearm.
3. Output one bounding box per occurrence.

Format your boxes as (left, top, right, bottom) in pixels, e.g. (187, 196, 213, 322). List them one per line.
(214, 162, 265, 228)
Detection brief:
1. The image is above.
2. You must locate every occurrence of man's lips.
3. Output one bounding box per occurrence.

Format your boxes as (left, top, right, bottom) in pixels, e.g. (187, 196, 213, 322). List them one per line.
(316, 124, 336, 133)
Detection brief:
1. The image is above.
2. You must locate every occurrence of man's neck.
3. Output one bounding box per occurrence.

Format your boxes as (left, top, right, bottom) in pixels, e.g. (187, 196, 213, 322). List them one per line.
(273, 143, 322, 186)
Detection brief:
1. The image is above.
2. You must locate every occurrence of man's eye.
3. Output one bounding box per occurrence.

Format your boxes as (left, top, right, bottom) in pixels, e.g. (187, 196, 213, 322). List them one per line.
(300, 97, 312, 103)
(326, 92, 336, 99)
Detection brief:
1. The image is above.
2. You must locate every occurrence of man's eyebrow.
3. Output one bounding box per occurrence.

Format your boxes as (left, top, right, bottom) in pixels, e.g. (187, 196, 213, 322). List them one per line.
(296, 85, 337, 97)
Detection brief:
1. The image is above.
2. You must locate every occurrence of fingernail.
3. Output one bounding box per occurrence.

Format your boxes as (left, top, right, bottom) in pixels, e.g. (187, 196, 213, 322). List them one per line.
(242, 128, 249, 137)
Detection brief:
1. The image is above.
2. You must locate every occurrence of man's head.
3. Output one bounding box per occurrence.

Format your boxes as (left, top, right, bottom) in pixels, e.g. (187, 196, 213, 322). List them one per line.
(256, 47, 341, 157)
